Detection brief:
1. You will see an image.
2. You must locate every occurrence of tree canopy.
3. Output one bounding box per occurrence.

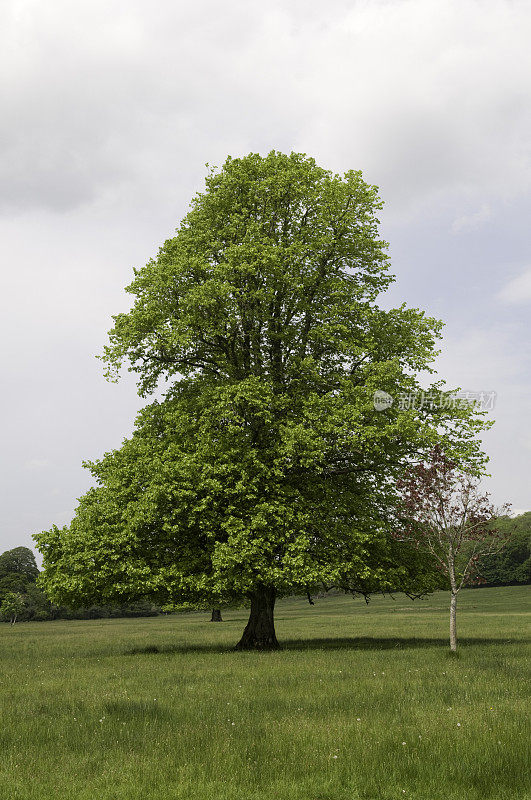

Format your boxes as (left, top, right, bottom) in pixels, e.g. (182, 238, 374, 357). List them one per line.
(35, 152, 488, 648)
(0, 546, 39, 582)
(0, 547, 39, 595)
(0, 592, 25, 625)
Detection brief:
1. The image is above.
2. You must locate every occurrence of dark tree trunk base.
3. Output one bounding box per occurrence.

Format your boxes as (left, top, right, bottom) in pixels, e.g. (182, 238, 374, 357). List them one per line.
(235, 586, 280, 650)
(210, 608, 223, 622)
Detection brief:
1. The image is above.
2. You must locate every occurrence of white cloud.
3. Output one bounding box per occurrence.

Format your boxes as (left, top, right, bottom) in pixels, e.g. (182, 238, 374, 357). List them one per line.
(435, 323, 529, 390)
(434, 322, 530, 508)
(24, 459, 51, 470)
(498, 267, 531, 304)
(451, 204, 492, 234)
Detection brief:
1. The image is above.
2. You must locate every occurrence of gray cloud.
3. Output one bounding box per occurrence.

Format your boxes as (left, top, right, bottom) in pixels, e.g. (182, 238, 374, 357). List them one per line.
(0, 0, 530, 555)
(2, 1, 530, 216)
(498, 267, 531, 304)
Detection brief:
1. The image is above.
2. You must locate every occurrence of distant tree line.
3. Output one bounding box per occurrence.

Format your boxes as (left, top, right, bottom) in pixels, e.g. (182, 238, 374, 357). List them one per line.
(1, 512, 528, 624)
(475, 512, 531, 587)
(0, 547, 161, 622)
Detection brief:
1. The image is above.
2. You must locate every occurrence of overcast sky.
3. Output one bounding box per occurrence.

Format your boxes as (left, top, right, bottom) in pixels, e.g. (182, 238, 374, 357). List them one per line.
(1, 0, 530, 560)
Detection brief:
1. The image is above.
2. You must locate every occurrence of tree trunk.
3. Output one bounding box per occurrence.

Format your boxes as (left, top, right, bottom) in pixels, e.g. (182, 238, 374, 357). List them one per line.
(449, 591, 457, 652)
(235, 586, 279, 650)
(448, 551, 458, 652)
(210, 608, 223, 622)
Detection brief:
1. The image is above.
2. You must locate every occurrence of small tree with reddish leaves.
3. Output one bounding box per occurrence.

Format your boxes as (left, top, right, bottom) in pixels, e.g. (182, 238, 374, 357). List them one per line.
(396, 447, 510, 651)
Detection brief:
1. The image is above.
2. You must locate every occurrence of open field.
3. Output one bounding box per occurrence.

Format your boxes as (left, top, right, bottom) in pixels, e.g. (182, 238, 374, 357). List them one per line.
(0, 586, 529, 800)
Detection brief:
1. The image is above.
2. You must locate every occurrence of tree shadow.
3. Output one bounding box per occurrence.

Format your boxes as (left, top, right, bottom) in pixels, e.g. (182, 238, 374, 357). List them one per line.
(124, 643, 231, 655)
(123, 635, 526, 656)
(279, 636, 526, 651)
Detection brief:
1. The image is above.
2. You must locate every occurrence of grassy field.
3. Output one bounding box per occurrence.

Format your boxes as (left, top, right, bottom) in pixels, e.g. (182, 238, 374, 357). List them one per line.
(0, 586, 529, 800)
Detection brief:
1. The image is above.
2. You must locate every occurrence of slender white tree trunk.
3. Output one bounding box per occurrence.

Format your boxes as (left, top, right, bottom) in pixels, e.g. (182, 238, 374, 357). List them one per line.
(448, 551, 457, 651)
(449, 591, 457, 652)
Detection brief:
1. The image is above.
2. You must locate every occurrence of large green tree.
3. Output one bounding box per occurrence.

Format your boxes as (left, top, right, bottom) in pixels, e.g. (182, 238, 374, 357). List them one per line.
(36, 152, 487, 648)
(0, 547, 39, 597)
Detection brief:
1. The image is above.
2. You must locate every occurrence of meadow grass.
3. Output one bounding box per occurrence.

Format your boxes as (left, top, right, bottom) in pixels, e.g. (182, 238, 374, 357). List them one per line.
(0, 586, 529, 800)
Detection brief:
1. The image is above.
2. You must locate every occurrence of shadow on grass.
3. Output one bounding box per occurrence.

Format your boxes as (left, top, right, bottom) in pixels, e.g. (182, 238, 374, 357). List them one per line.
(278, 636, 527, 651)
(123, 635, 525, 656)
(103, 699, 170, 720)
